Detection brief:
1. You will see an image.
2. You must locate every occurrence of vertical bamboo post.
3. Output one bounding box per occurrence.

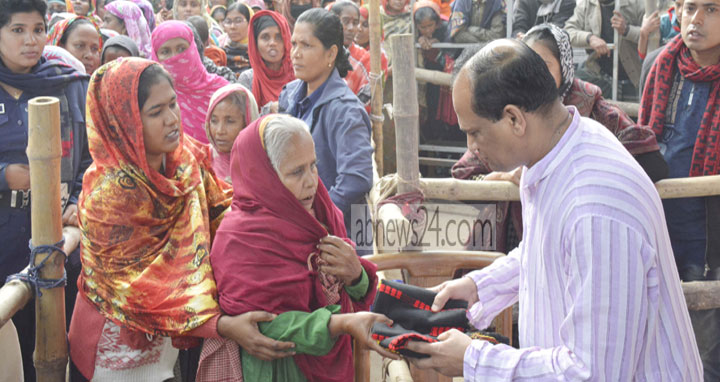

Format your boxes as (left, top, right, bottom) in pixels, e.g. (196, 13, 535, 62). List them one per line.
(390, 34, 420, 194)
(369, 0, 384, 175)
(27, 97, 67, 381)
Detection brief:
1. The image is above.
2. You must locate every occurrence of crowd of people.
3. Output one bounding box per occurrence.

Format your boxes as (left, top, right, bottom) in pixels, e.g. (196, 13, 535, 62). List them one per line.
(0, 0, 719, 378)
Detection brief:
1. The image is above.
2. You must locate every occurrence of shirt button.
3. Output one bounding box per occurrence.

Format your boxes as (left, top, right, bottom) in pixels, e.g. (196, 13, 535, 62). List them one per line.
(17, 120, 22, 125)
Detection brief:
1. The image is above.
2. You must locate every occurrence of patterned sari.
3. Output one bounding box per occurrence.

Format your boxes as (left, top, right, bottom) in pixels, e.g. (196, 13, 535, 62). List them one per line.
(77, 58, 232, 342)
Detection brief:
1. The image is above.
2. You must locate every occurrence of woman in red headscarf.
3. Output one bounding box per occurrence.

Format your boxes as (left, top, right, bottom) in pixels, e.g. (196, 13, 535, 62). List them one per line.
(200, 114, 397, 381)
(238, 10, 296, 111)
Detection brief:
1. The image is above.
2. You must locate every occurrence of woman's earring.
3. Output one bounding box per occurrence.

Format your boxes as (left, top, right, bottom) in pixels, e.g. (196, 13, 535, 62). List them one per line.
(328, 62, 332, 68)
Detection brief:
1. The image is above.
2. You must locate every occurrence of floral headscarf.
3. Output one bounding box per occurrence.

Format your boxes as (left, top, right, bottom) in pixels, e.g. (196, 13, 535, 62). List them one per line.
(47, 15, 103, 50)
(104, 0, 152, 58)
(128, 0, 157, 31)
(152, 21, 229, 144)
(78, 57, 232, 341)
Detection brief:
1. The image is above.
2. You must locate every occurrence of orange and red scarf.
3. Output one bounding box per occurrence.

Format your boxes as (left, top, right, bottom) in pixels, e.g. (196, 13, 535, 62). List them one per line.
(78, 58, 232, 341)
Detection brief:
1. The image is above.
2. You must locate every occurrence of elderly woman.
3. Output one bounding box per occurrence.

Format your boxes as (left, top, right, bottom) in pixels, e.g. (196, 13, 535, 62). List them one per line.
(205, 84, 260, 182)
(0, 0, 91, 379)
(68, 58, 269, 381)
(279, 8, 373, 231)
(151, 20, 229, 143)
(101, 0, 152, 57)
(201, 114, 396, 381)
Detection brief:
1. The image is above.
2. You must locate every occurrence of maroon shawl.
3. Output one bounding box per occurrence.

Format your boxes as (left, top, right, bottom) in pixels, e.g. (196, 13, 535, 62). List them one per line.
(640, 34, 720, 176)
(210, 115, 378, 381)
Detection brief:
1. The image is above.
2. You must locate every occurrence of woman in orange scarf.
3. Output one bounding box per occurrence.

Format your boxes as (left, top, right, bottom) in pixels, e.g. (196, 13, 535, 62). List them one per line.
(68, 58, 280, 380)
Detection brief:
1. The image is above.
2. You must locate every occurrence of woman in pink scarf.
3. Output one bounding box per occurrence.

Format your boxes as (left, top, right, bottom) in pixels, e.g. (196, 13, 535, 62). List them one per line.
(205, 84, 259, 182)
(151, 20, 228, 144)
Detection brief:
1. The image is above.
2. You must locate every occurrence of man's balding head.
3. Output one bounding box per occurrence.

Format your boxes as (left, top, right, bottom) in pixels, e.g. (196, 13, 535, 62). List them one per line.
(457, 39, 559, 121)
(452, 39, 570, 172)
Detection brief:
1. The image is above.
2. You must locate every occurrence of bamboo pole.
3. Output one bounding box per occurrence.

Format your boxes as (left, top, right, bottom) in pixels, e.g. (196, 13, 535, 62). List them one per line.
(369, 0, 384, 175)
(418, 175, 720, 201)
(390, 34, 420, 194)
(27, 96, 67, 381)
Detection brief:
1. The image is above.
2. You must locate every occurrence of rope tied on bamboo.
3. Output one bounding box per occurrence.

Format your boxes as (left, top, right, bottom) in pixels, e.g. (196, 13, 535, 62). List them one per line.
(369, 71, 385, 123)
(5, 238, 67, 297)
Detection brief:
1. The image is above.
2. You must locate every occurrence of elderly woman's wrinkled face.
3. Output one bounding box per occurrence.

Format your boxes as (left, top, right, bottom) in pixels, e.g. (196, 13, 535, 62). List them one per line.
(209, 96, 246, 153)
(157, 37, 190, 61)
(0, 12, 46, 74)
(276, 132, 318, 213)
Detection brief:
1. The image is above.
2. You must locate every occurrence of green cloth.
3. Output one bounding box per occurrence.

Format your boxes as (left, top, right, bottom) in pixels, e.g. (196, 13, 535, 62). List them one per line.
(241, 305, 341, 381)
(241, 269, 369, 381)
(344, 268, 369, 301)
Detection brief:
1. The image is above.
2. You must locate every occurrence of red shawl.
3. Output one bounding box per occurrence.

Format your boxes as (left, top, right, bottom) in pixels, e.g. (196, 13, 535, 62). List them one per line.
(640, 34, 720, 176)
(210, 115, 378, 381)
(248, 11, 296, 107)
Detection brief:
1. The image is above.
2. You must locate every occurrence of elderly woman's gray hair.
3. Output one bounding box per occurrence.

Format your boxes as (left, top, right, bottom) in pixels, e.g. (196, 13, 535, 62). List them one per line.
(263, 114, 312, 172)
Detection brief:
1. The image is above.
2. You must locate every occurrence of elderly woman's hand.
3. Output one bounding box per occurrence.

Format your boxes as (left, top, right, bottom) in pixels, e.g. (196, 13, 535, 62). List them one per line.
(218, 312, 296, 361)
(317, 235, 363, 285)
(328, 312, 401, 360)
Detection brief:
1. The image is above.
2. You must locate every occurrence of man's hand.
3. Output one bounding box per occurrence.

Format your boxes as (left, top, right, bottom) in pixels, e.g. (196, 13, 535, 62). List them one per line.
(484, 167, 522, 186)
(5, 164, 30, 190)
(218, 312, 296, 361)
(429, 276, 479, 312)
(405, 329, 472, 377)
(63, 204, 79, 227)
(589, 35, 610, 56)
(328, 312, 400, 360)
(611, 10, 628, 36)
(317, 235, 363, 285)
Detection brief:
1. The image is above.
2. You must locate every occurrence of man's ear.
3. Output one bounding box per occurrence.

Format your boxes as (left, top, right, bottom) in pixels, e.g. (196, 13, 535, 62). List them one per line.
(503, 105, 527, 137)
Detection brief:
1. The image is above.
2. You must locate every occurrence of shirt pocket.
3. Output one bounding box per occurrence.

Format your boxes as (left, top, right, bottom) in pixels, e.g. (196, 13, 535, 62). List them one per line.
(0, 113, 9, 128)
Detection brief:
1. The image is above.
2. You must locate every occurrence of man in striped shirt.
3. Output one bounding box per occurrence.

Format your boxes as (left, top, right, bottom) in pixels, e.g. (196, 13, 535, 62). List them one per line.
(406, 39, 703, 380)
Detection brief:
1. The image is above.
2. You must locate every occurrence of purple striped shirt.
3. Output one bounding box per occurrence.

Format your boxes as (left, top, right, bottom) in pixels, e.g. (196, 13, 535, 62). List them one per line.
(463, 107, 703, 381)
